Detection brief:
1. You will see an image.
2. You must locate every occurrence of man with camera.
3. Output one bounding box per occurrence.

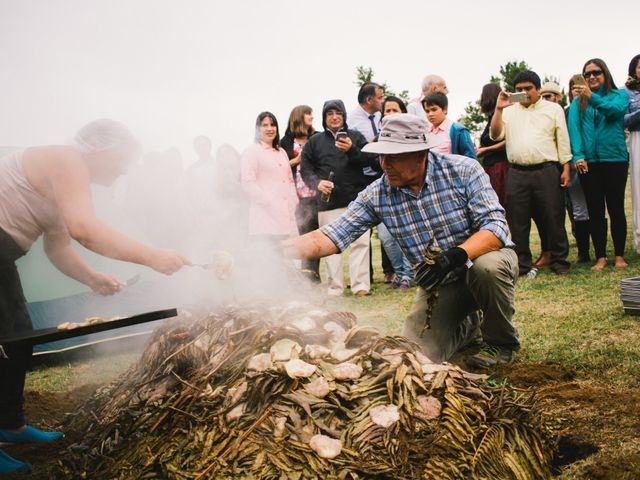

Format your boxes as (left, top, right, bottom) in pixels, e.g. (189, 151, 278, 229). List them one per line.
(288, 114, 520, 368)
(299, 99, 377, 297)
(490, 70, 572, 278)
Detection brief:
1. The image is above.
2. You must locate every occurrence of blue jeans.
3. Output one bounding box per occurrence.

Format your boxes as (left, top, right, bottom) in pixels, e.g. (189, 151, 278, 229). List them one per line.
(377, 223, 413, 280)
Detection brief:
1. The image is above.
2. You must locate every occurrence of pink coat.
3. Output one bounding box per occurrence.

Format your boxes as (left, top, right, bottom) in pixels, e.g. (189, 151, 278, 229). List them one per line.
(240, 142, 299, 236)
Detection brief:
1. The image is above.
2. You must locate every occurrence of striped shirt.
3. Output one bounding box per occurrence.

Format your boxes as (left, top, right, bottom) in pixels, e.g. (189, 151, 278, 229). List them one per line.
(320, 151, 512, 265)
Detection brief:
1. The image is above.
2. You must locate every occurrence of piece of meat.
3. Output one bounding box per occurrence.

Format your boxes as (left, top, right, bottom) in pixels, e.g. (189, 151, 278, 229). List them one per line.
(226, 381, 247, 405)
(225, 403, 245, 422)
(273, 416, 287, 438)
(210, 250, 235, 280)
(56, 322, 81, 331)
(304, 344, 331, 360)
(369, 404, 400, 428)
(417, 395, 442, 419)
(291, 317, 316, 332)
(330, 343, 358, 362)
(323, 321, 346, 343)
(332, 362, 363, 380)
(247, 353, 273, 372)
(270, 339, 302, 362)
(309, 434, 342, 459)
(304, 377, 330, 398)
(284, 359, 317, 378)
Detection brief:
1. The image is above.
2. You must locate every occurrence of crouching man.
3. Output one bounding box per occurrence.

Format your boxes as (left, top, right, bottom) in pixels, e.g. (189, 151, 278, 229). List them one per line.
(283, 114, 520, 368)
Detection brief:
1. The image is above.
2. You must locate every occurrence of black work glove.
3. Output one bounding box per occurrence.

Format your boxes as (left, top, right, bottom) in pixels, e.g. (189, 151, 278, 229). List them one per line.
(414, 247, 469, 292)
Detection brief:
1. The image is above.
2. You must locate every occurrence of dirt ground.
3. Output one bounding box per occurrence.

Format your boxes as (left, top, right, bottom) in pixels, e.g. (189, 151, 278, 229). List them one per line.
(494, 362, 640, 480)
(2, 362, 639, 479)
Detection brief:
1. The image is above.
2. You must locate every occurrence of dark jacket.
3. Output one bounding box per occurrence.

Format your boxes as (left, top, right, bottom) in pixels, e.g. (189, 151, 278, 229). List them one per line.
(449, 122, 477, 159)
(479, 114, 507, 167)
(281, 130, 316, 177)
(300, 99, 377, 211)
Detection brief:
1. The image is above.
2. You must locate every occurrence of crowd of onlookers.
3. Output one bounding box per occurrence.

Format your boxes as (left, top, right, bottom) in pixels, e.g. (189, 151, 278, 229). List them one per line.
(129, 54, 640, 297)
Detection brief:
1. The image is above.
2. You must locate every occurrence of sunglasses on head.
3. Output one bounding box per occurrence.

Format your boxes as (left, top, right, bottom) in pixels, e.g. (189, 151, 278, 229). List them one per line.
(583, 70, 603, 78)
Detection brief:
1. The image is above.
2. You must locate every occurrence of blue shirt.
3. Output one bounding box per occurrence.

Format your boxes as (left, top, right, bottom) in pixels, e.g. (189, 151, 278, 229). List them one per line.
(320, 151, 512, 265)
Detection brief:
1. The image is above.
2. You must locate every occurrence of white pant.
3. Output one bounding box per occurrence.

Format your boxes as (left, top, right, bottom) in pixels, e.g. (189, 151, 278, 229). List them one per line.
(629, 131, 640, 253)
(318, 208, 371, 295)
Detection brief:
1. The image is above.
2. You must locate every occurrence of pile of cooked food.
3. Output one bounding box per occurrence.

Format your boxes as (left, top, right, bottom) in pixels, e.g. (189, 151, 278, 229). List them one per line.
(55, 303, 555, 480)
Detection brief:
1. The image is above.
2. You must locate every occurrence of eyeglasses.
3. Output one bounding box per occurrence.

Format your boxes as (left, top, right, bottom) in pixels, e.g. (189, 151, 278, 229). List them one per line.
(583, 70, 603, 78)
(541, 94, 556, 100)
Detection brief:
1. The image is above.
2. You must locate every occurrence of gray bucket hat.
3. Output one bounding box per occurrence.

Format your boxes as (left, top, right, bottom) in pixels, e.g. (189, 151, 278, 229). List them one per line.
(362, 114, 442, 155)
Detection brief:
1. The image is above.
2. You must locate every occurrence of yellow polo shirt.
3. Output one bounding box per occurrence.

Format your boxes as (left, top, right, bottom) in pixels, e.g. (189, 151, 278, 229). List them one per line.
(491, 99, 572, 166)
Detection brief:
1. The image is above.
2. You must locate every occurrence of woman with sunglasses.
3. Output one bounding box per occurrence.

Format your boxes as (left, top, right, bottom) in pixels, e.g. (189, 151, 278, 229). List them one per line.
(625, 54, 640, 254)
(568, 58, 630, 270)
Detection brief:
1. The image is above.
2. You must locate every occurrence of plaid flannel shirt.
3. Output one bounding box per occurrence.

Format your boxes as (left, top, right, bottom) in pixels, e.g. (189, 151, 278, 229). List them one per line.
(320, 151, 512, 266)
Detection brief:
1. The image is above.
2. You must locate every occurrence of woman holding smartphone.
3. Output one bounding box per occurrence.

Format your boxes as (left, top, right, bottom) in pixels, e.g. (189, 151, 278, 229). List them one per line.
(568, 58, 630, 270)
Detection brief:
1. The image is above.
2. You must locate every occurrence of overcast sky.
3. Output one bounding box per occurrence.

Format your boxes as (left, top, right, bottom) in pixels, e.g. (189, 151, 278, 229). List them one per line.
(0, 0, 637, 165)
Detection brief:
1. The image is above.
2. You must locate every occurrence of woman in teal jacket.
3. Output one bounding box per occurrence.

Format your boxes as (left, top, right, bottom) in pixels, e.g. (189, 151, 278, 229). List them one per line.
(568, 58, 630, 270)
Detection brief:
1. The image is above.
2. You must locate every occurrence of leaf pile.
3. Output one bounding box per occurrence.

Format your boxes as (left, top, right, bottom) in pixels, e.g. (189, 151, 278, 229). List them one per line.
(55, 304, 554, 479)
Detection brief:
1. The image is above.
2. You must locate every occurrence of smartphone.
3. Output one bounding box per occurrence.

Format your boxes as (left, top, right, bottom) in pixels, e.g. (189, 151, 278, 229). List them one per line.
(571, 74, 586, 87)
(508, 92, 528, 103)
(336, 131, 348, 142)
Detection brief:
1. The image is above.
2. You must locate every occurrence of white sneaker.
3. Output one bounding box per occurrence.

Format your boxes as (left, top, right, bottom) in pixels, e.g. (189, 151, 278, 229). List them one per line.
(524, 267, 538, 280)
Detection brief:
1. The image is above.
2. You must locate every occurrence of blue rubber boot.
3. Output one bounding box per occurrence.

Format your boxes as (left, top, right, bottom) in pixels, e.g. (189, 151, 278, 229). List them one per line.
(0, 449, 31, 474)
(0, 425, 64, 444)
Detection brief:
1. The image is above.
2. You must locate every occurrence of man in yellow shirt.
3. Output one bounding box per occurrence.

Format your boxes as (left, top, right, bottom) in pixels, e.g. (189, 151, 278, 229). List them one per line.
(490, 70, 572, 277)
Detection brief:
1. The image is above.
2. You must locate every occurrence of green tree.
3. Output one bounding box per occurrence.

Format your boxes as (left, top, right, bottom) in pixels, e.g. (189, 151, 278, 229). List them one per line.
(355, 66, 410, 104)
(495, 60, 530, 92)
(458, 101, 485, 136)
(458, 60, 530, 135)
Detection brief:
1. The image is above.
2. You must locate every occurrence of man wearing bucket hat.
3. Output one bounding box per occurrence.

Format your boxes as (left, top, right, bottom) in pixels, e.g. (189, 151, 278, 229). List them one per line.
(540, 81, 563, 103)
(284, 114, 520, 368)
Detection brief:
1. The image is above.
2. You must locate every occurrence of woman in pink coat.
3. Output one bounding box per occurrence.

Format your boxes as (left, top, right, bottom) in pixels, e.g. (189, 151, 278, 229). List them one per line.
(241, 112, 298, 243)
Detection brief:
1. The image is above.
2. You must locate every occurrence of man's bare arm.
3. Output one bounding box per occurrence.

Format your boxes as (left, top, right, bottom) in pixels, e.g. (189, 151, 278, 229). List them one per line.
(46, 151, 185, 273)
(282, 230, 339, 259)
(459, 230, 503, 260)
(43, 232, 121, 294)
(489, 90, 511, 140)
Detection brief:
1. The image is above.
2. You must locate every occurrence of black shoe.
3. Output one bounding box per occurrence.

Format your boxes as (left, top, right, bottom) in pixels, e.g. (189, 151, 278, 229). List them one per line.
(465, 344, 514, 369)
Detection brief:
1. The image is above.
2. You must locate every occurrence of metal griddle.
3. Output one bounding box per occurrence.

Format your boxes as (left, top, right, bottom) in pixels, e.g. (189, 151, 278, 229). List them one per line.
(0, 308, 177, 347)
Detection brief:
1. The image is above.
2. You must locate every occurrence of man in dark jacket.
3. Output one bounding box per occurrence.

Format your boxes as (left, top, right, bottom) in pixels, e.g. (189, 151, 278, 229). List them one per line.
(300, 99, 376, 296)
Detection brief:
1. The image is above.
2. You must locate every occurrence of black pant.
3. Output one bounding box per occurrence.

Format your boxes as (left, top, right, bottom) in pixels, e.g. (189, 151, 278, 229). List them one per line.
(505, 163, 570, 274)
(295, 197, 320, 279)
(0, 228, 31, 430)
(579, 162, 628, 258)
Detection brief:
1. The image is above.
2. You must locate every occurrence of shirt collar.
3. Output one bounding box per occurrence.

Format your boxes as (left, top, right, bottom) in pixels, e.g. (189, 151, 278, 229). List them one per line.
(431, 117, 451, 133)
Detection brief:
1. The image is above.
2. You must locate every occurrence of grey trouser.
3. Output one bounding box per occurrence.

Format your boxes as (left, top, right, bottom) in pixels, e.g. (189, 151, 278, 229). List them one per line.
(403, 248, 520, 363)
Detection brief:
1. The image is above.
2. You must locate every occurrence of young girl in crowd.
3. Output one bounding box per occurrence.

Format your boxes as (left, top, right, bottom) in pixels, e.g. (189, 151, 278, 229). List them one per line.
(280, 105, 320, 281)
(568, 58, 630, 270)
(476, 83, 509, 208)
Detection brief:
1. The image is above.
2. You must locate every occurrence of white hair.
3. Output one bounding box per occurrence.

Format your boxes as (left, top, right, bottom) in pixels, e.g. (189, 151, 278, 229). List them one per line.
(420, 75, 445, 94)
(73, 118, 139, 154)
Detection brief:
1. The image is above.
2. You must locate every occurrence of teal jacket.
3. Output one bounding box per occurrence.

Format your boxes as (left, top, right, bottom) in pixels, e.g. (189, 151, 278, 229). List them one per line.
(449, 122, 477, 159)
(567, 86, 629, 164)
